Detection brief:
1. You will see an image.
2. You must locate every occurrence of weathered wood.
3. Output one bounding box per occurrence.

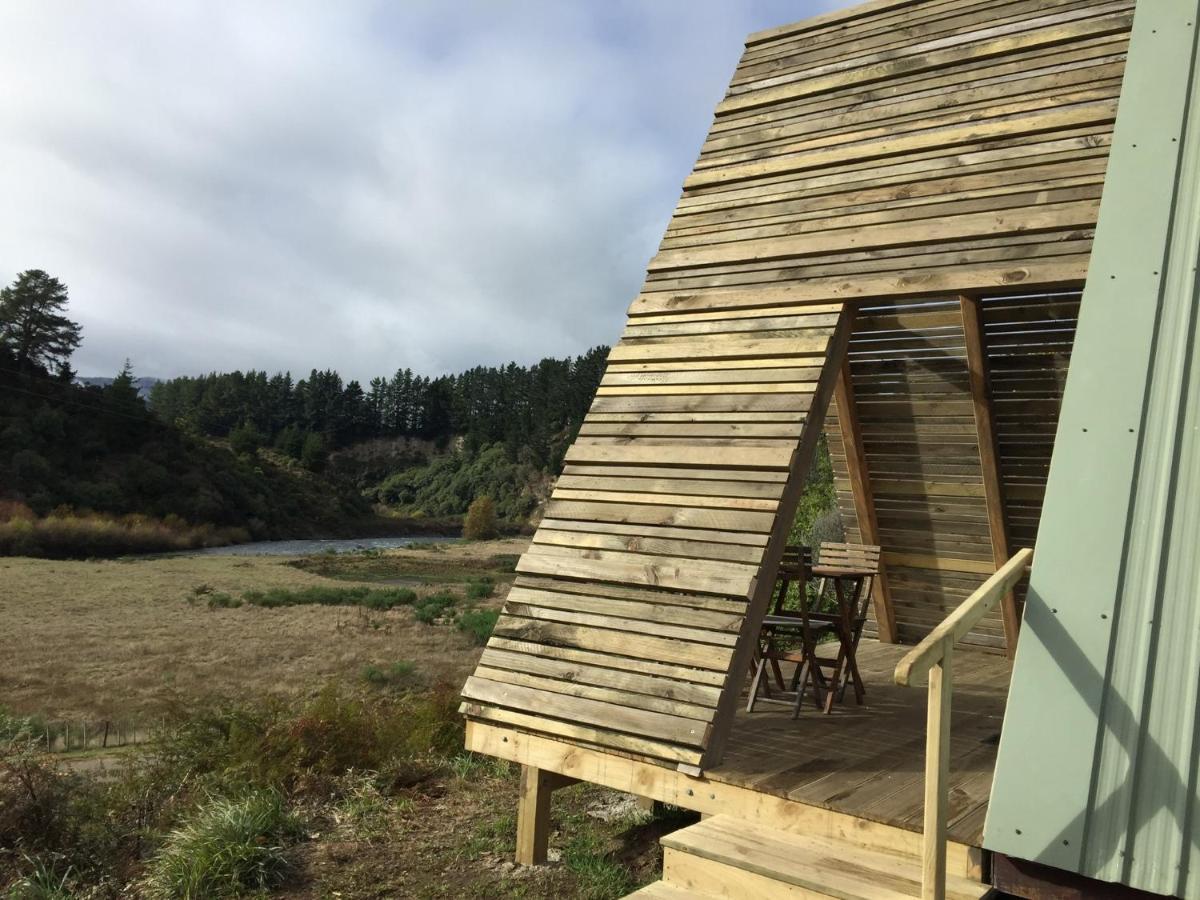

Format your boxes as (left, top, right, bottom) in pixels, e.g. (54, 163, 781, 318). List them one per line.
(923, 645, 954, 900)
(515, 765, 576, 866)
(834, 352, 898, 643)
(960, 294, 1020, 656)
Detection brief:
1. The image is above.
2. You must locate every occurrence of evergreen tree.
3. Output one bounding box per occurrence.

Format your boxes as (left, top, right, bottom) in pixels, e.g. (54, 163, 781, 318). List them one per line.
(0, 270, 83, 374)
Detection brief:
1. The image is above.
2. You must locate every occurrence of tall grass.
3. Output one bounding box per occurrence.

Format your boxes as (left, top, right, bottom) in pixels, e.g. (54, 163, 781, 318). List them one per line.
(0, 501, 249, 559)
(142, 791, 301, 899)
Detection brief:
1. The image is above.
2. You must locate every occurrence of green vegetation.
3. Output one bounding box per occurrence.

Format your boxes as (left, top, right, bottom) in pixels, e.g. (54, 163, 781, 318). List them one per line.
(0, 271, 374, 558)
(465, 575, 495, 600)
(372, 443, 547, 523)
(143, 792, 301, 899)
(456, 608, 500, 646)
(413, 590, 460, 624)
(361, 660, 419, 690)
(218, 585, 418, 610)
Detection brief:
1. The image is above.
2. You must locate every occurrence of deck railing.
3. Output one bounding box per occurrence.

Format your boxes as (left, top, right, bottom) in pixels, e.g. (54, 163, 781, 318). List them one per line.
(894, 547, 1034, 900)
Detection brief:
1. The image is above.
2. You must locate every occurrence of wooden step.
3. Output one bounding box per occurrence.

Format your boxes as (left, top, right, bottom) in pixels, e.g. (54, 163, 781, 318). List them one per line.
(658, 815, 990, 900)
(623, 881, 717, 899)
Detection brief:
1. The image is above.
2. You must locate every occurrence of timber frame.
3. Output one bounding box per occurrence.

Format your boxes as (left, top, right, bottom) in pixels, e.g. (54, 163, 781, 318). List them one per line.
(461, 0, 1131, 780)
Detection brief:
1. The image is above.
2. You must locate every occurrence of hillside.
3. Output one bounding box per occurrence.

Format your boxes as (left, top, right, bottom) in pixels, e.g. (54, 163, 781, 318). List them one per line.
(0, 364, 374, 556)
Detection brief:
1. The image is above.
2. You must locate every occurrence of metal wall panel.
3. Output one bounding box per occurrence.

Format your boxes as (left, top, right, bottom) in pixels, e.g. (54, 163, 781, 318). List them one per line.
(984, 2, 1200, 896)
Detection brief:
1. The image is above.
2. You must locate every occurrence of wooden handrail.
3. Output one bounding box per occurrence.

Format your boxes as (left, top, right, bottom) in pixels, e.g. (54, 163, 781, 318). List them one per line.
(893, 547, 1033, 900)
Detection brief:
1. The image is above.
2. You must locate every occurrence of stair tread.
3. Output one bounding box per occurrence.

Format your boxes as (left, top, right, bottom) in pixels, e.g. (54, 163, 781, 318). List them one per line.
(623, 881, 715, 900)
(661, 814, 988, 900)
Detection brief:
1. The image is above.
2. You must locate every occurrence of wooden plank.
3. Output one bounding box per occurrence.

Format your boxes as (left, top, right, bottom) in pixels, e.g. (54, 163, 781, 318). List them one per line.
(833, 351, 898, 642)
(461, 704, 704, 766)
(502, 597, 741, 647)
(531, 528, 764, 565)
(960, 295, 1020, 656)
(462, 676, 712, 748)
(478, 647, 722, 708)
(491, 616, 732, 671)
(486, 636, 728, 686)
(562, 443, 794, 472)
(517, 547, 756, 598)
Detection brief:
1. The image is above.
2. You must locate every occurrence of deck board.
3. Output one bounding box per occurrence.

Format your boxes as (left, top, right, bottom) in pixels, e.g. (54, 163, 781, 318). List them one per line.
(709, 640, 1011, 845)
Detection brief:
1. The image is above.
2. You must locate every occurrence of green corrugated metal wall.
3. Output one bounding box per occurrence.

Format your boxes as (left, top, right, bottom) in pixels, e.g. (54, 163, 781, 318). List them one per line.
(984, 1, 1200, 896)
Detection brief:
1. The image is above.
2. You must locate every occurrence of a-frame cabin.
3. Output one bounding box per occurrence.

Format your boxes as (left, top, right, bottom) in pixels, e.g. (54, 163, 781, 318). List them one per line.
(460, 0, 1200, 897)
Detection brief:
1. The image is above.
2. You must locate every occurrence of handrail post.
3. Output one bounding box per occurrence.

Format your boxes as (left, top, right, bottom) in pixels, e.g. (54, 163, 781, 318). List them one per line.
(922, 638, 953, 900)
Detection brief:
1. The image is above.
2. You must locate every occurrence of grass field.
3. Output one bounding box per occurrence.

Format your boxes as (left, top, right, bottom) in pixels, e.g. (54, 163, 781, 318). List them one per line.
(0, 538, 527, 722)
(0, 537, 687, 898)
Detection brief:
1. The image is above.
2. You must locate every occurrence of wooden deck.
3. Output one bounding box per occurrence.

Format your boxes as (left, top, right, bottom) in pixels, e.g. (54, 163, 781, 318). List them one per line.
(708, 639, 1011, 846)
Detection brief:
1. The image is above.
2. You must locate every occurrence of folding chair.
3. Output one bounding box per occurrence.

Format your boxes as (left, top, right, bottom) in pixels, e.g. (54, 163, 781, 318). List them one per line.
(797, 542, 882, 712)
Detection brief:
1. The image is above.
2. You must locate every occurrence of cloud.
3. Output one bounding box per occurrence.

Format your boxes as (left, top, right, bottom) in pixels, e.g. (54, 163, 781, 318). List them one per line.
(0, 0, 845, 382)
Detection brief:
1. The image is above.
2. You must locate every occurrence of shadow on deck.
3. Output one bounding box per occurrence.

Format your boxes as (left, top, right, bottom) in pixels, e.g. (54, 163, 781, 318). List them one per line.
(708, 639, 1013, 845)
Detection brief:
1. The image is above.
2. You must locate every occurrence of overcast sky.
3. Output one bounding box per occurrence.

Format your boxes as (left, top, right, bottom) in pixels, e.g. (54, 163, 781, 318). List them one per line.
(1, 1, 847, 383)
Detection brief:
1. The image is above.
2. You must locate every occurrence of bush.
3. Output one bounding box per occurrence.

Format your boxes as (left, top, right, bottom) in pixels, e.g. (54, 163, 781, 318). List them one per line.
(361, 661, 419, 690)
(207, 592, 241, 609)
(300, 432, 327, 472)
(239, 585, 415, 610)
(413, 591, 458, 624)
(462, 495, 498, 540)
(143, 791, 301, 899)
(465, 576, 494, 600)
(456, 609, 499, 646)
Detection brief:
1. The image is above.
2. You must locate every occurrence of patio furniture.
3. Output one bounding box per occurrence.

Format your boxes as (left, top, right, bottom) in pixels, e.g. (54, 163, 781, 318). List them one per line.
(746, 541, 881, 716)
(802, 542, 882, 712)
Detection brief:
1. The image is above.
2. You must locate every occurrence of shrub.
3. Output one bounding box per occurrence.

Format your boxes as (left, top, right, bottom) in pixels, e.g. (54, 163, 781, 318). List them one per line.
(240, 586, 415, 610)
(462, 495, 498, 541)
(413, 591, 458, 624)
(465, 576, 494, 600)
(361, 661, 419, 690)
(456, 609, 499, 646)
(207, 592, 241, 609)
(143, 791, 301, 899)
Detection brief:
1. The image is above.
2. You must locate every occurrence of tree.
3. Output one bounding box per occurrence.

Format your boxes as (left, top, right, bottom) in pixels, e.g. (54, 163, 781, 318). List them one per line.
(463, 495, 498, 540)
(0, 270, 83, 374)
(229, 420, 264, 457)
(300, 432, 327, 472)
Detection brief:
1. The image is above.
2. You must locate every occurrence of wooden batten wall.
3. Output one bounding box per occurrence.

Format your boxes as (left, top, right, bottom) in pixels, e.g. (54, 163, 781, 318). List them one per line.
(462, 0, 1130, 770)
(826, 291, 1082, 650)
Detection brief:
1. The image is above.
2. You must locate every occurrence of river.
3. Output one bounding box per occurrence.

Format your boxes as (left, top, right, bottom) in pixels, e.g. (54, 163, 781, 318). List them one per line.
(195, 535, 455, 557)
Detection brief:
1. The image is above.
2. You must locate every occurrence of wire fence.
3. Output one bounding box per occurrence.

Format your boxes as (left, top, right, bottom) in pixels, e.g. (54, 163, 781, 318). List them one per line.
(31, 718, 163, 753)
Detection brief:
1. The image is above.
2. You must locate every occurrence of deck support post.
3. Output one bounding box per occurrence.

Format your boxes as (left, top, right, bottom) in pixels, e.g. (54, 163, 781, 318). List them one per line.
(516, 765, 575, 865)
(922, 640, 953, 900)
(833, 350, 898, 643)
(959, 295, 1020, 656)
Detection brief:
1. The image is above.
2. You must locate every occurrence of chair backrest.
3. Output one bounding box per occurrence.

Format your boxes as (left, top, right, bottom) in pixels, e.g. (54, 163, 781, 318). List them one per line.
(771, 544, 812, 614)
(816, 541, 882, 621)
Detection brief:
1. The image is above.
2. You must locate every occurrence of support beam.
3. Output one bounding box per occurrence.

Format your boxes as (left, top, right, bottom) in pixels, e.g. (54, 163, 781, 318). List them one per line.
(515, 765, 576, 865)
(833, 352, 898, 643)
(959, 295, 1020, 656)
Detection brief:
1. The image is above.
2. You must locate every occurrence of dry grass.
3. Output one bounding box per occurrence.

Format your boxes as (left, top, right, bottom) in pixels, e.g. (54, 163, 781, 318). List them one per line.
(0, 539, 528, 721)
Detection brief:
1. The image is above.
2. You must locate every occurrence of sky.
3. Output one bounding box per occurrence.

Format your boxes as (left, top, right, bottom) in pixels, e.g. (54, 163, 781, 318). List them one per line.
(0, 1, 848, 383)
